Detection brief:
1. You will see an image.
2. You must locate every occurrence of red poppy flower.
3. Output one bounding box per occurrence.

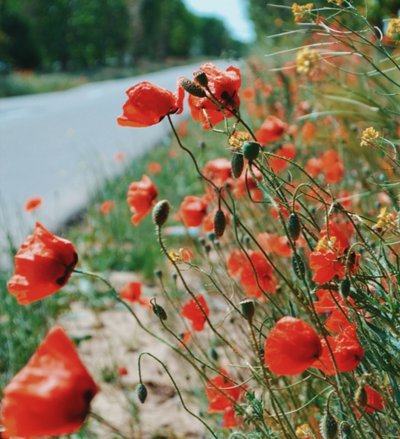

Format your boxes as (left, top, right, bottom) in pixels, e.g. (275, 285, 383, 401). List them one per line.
(269, 143, 296, 173)
(233, 168, 263, 201)
(255, 115, 288, 145)
(147, 162, 162, 174)
(309, 249, 345, 284)
(24, 197, 42, 212)
(188, 63, 241, 129)
(1, 326, 98, 437)
(258, 232, 292, 257)
(117, 81, 184, 127)
(117, 366, 128, 377)
(178, 195, 208, 227)
(119, 281, 149, 307)
(99, 200, 115, 216)
(181, 295, 209, 331)
(227, 248, 247, 277)
(203, 158, 232, 187)
(301, 121, 317, 144)
(206, 369, 243, 413)
(7, 223, 78, 305)
(321, 149, 344, 184)
(127, 175, 158, 226)
(240, 251, 277, 298)
(264, 317, 322, 376)
(222, 406, 239, 429)
(313, 325, 364, 375)
(357, 385, 385, 415)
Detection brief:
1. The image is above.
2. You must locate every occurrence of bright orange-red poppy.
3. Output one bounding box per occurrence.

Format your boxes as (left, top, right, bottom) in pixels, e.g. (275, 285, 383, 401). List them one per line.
(240, 251, 277, 298)
(24, 197, 42, 212)
(181, 295, 209, 331)
(206, 369, 243, 413)
(258, 232, 292, 257)
(7, 222, 78, 305)
(357, 385, 385, 415)
(178, 195, 208, 227)
(227, 248, 247, 277)
(312, 325, 364, 375)
(1, 326, 98, 437)
(188, 63, 241, 129)
(256, 115, 288, 145)
(99, 200, 115, 216)
(264, 317, 322, 376)
(269, 143, 296, 173)
(127, 175, 158, 226)
(202, 158, 232, 187)
(117, 81, 184, 127)
(147, 162, 162, 174)
(119, 281, 150, 307)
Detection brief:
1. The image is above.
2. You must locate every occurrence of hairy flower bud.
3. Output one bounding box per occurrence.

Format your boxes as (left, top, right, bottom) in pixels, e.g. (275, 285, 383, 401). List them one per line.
(320, 408, 338, 439)
(214, 210, 226, 237)
(152, 303, 168, 321)
(193, 70, 208, 87)
(292, 253, 305, 278)
(240, 299, 255, 322)
(243, 141, 261, 161)
(288, 213, 301, 241)
(152, 200, 170, 227)
(137, 383, 148, 404)
(179, 78, 206, 97)
(231, 153, 244, 178)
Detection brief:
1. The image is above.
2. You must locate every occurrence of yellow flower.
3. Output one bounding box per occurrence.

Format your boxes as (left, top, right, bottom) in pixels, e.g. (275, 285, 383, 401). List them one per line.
(372, 207, 397, 234)
(386, 17, 400, 40)
(315, 235, 337, 252)
(327, 0, 343, 5)
(360, 127, 380, 147)
(291, 3, 314, 23)
(296, 47, 319, 75)
(296, 423, 315, 438)
(228, 130, 252, 150)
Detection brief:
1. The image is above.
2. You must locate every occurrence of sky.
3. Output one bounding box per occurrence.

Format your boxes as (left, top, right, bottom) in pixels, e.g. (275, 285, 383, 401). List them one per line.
(183, 0, 256, 43)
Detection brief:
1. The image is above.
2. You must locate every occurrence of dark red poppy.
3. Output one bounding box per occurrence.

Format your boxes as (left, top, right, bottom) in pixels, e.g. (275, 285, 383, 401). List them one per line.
(7, 222, 78, 305)
(119, 281, 150, 307)
(1, 326, 98, 437)
(188, 63, 241, 129)
(117, 81, 184, 127)
(178, 195, 208, 227)
(357, 385, 385, 415)
(264, 317, 322, 376)
(181, 295, 209, 331)
(312, 325, 364, 375)
(206, 369, 243, 413)
(127, 175, 158, 226)
(255, 115, 288, 145)
(240, 251, 277, 298)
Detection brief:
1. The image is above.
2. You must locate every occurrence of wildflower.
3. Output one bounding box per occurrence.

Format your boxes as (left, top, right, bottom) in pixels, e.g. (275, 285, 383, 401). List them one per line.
(296, 47, 319, 75)
(357, 385, 384, 415)
(255, 115, 288, 145)
(313, 289, 354, 332)
(296, 423, 314, 438)
(313, 325, 364, 375)
(119, 281, 150, 307)
(240, 251, 277, 298)
(360, 127, 380, 147)
(24, 197, 42, 212)
(114, 151, 125, 162)
(181, 295, 209, 331)
(178, 195, 208, 227)
(320, 149, 344, 184)
(99, 200, 115, 215)
(264, 317, 322, 375)
(168, 247, 193, 263)
(117, 81, 184, 127)
(228, 130, 252, 150)
(202, 158, 232, 187)
(7, 223, 78, 305)
(386, 17, 400, 40)
(188, 63, 241, 129)
(301, 121, 317, 144)
(203, 208, 230, 234)
(258, 232, 292, 257)
(328, 0, 343, 5)
(147, 162, 162, 174)
(127, 175, 158, 226)
(206, 369, 243, 413)
(269, 143, 296, 173)
(291, 3, 314, 23)
(1, 327, 98, 437)
(372, 207, 396, 234)
(227, 248, 247, 277)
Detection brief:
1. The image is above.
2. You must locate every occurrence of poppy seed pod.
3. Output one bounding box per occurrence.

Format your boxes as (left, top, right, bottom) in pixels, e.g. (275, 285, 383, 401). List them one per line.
(340, 278, 351, 297)
(214, 209, 226, 237)
(231, 153, 244, 178)
(208, 347, 219, 361)
(179, 78, 206, 97)
(193, 70, 208, 87)
(339, 422, 351, 439)
(152, 199, 170, 227)
(288, 213, 301, 241)
(240, 299, 255, 322)
(320, 408, 338, 439)
(243, 141, 260, 161)
(292, 253, 305, 278)
(137, 383, 148, 404)
(152, 303, 168, 321)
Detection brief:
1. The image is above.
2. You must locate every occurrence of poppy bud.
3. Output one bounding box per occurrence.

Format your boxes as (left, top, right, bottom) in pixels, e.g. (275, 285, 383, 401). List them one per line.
(320, 408, 338, 439)
(179, 78, 206, 97)
(137, 383, 148, 404)
(240, 299, 255, 322)
(292, 253, 305, 278)
(152, 199, 170, 227)
(243, 141, 261, 161)
(208, 232, 216, 242)
(154, 269, 162, 279)
(288, 213, 301, 241)
(152, 303, 168, 321)
(193, 70, 208, 87)
(208, 347, 219, 361)
(340, 278, 351, 297)
(339, 422, 351, 439)
(231, 153, 244, 178)
(214, 209, 226, 237)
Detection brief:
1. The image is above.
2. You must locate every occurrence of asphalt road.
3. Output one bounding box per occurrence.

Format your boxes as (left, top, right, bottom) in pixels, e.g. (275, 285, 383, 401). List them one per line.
(0, 61, 230, 249)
